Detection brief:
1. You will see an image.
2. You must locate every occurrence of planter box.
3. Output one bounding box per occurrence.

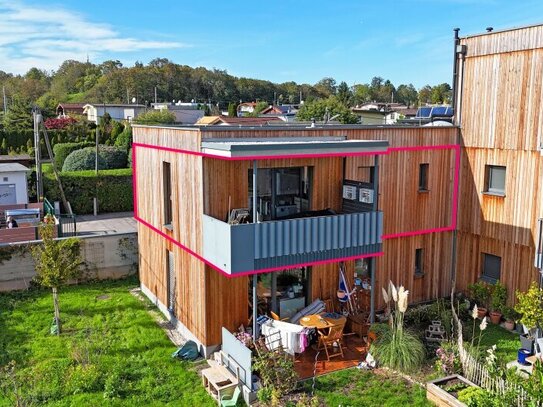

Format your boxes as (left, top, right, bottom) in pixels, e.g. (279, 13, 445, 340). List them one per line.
(427, 375, 478, 407)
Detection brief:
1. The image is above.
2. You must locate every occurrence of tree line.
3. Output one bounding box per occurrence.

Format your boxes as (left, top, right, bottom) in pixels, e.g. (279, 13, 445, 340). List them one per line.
(0, 58, 452, 124)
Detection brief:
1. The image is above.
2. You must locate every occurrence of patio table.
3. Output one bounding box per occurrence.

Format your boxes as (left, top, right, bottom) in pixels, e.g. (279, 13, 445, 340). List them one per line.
(299, 314, 346, 329)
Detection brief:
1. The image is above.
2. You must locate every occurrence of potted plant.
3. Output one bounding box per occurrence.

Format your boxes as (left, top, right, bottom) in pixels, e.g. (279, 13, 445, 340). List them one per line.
(489, 281, 507, 324)
(514, 282, 543, 354)
(502, 306, 519, 331)
(468, 282, 491, 319)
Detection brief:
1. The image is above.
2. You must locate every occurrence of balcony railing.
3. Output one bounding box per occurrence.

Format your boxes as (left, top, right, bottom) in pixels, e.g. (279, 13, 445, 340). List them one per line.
(203, 211, 383, 275)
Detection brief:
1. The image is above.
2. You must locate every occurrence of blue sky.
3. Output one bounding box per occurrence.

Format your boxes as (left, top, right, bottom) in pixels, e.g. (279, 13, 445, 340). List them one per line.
(1, 0, 542, 88)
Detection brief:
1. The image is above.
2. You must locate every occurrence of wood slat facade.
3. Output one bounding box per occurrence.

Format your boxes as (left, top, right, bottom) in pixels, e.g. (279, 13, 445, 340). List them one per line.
(134, 125, 457, 349)
(456, 24, 543, 302)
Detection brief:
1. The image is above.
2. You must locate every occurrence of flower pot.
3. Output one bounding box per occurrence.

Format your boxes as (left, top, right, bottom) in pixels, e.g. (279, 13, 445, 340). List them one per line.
(520, 334, 534, 355)
(518, 348, 531, 365)
(504, 320, 515, 331)
(477, 307, 487, 319)
(489, 311, 502, 324)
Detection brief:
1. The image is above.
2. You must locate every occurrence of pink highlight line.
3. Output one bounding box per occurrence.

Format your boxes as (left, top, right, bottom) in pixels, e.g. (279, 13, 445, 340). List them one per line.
(382, 226, 454, 240)
(132, 142, 390, 161)
(132, 145, 138, 218)
(134, 214, 383, 278)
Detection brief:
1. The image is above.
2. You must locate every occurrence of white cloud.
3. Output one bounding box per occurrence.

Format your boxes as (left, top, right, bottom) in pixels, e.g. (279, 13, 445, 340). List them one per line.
(0, 0, 188, 74)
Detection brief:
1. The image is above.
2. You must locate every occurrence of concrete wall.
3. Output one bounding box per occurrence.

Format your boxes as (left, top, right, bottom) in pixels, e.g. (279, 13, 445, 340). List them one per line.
(0, 232, 138, 292)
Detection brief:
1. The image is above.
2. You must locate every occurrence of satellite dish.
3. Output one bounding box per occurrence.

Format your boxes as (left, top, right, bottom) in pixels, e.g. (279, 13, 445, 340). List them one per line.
(131, 97, 136, 103)
(172, 100, 176, 103)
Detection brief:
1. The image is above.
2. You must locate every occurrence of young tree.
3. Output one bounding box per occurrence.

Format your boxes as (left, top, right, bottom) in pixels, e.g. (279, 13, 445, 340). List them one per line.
(336, 81, 353, 106)
(227, 102, 238, 118)
(32, 217, 82, 334)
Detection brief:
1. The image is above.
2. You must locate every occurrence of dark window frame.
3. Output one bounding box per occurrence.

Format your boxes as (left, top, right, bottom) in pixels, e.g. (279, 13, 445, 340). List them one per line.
(481, 253, 501, 284)
(418, 163, 429, 192)
(415, 248, 424, 277)
(484, 165, 506, 196)
(162, 161, 173, 228)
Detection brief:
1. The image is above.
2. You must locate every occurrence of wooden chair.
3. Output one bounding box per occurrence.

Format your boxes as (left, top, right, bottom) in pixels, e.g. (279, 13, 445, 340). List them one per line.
(270, 311, 288, 321)
(323, 298, 336, 313)
(318, 320, 346, 361)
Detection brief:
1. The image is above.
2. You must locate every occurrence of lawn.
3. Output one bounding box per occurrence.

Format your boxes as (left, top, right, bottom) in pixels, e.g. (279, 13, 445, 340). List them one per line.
(465, 319, 519, 362)
(0, 277, 215, 406)
(307, 368, 432, 407)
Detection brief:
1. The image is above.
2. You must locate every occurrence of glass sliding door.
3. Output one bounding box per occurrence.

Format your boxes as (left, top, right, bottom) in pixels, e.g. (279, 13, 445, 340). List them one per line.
(250, 267, 311, 320)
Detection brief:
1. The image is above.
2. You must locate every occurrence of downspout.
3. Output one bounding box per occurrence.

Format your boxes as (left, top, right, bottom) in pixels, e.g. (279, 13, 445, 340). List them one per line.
(370, 155, 380, 323)
(252, 160, 258, 340)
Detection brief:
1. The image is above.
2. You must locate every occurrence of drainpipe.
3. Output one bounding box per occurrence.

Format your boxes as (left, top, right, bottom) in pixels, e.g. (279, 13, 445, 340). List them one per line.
(370, 155, 380, 323)
(252, 160, 258, 340)
(451, 28, 460, 115)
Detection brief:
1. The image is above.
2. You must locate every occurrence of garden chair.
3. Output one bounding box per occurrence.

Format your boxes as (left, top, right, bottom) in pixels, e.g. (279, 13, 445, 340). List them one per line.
(317, 320, 346, 361)
(220, 385, 241, 407)
(270, 311, 288, 321)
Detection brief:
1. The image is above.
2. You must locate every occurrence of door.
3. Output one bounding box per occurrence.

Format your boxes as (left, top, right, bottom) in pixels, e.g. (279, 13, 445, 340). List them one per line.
(0, 184, 16, 205)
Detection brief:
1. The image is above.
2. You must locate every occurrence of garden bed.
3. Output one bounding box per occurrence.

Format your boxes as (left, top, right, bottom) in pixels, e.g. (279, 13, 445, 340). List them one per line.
(427, 374, 477, 407)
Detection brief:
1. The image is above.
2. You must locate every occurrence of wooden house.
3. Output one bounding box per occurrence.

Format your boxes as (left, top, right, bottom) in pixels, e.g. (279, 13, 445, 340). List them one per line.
(133, 124, 457, 354)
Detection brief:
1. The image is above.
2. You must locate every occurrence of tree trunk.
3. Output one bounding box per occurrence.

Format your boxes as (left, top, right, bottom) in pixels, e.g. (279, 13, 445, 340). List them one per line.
(52, 286, 61, 335)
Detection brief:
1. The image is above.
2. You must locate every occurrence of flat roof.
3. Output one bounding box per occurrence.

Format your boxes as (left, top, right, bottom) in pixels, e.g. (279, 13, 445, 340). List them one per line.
(201, 137, 389, 158)
(0, 163, 30, 172)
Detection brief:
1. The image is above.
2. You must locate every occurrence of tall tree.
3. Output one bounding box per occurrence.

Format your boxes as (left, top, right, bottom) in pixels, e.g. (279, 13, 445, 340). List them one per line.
(314, 77, 337, 98)
(336, 81, 352, 106)
(2, 97, 33, 132)
(396, 84, 418, 107)
(296, 96, 359, 124)
(418, 85, 432, 105)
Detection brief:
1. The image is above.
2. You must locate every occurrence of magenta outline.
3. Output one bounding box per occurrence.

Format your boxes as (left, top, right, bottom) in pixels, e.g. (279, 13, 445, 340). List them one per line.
(132, 140, 460, 276)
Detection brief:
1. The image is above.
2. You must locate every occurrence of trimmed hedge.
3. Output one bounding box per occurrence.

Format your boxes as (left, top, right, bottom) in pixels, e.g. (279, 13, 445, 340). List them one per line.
(62, 146, 127, 172)
(43, 168, 133, 214)
(53, 142, 94, 168)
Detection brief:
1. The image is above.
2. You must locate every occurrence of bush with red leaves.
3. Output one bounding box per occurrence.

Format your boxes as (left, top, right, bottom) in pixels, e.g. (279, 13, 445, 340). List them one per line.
(44, 116, 77, 129)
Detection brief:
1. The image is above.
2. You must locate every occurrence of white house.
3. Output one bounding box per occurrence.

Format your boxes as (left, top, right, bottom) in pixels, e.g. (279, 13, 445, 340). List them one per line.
(0, 163, 30, 205)
(83, 104, 147, 124)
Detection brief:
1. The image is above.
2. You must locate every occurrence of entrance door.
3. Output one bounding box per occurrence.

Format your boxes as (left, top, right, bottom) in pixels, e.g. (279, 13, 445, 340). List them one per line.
(0, 184, 16, 205)
(253, 267, 311, 320)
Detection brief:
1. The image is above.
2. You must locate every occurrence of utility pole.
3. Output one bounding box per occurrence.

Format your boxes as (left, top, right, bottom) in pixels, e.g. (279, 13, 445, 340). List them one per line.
(33, 110, 43, 201)
(154, 86, 158, 104)
(2, 86, 7, 114)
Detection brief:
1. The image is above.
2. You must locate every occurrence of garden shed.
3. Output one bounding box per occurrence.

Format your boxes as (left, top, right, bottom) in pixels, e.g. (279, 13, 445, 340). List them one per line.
(0, 163, 30, 205)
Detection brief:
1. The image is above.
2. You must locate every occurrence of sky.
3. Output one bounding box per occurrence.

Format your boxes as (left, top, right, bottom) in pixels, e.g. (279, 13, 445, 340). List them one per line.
(1, 0, 542, 88)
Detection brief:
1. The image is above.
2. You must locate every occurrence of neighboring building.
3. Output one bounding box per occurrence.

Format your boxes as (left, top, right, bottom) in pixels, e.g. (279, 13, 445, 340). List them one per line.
(352, 102, 410, 124)
(83, 104, 147, 123)
(151, 102, 205, 124)
(56, 103, 86, 117)
(0, 163, 30, 205)
(237, 102, 258, 116)
(133, 123, 457, 355)
(260, 104, 299, 122)
(195, 115, 283, 126)
(453, 24, 543, 301)
(0, 155, 33, 167)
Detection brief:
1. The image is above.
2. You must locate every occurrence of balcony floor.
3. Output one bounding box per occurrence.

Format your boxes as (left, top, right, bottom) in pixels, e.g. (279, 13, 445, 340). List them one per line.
(294, 335, 368, 379)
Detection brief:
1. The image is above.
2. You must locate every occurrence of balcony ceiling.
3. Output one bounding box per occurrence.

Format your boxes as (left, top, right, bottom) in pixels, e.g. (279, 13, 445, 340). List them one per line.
(201, 137, 389, 158)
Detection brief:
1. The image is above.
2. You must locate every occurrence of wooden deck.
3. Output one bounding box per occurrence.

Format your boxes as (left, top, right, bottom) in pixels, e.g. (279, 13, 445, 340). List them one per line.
(294, 335, 368, 379)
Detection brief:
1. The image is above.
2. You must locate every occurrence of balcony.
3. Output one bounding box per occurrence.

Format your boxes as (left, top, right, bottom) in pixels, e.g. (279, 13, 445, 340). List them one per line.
(203, 211, 383, 275)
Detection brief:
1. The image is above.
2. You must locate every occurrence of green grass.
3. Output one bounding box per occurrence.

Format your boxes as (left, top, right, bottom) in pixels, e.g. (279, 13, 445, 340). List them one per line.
(0, 278, 215, 406)
(306, 368, 432, 407)
(466, 320, 519, 362)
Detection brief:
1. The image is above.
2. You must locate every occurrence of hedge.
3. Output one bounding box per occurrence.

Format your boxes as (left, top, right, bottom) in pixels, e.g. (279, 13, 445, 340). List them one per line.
(43, 168, 133, 214)
(62, 146, 127, 172)
(53, 142, 94, 168)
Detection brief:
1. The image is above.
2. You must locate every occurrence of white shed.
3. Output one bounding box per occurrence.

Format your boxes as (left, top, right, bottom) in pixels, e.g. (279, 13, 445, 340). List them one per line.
(0, 163, 30, 205)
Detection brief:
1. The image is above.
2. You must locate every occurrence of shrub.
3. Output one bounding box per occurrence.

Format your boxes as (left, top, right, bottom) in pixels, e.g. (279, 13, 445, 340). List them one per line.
(43, 168, 133, 214)
(44, 117, 77, 130)
(62, 147, 107, 171)
(115, 124, 132, 150)
(134, 109, 176, 124)
(515, 282, 543, 336)
(62, 146, 127, 171)
(457, 387, 493, 407)
(490, 281, 507, 313)
(53, 142, 94, 169)
(468, 282, 492, 309)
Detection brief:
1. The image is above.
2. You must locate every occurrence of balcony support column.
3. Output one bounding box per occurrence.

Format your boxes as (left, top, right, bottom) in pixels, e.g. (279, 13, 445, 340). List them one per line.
(370, 155, 380, 324)
(252, 160, 258, 340)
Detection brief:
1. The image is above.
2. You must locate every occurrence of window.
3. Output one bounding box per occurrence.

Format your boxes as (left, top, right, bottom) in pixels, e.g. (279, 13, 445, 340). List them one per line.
(481, 253, 501, 283)
(357, 166, 375, 184)
(485, 165, 506, 195)
(2, 177, 7, 182)
(418, 163, 429, 191)
(162, 162, 173, 227)
(166, 250, 176, 313)
(415, 248, 424, 277)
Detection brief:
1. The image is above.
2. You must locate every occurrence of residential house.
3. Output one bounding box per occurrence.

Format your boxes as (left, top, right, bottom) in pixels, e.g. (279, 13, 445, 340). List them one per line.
(352, 102, 410, 125)
(56, 103, 86, 117)
(83, 103, 147, 124)
(260, 104, 299, 122)
(237, 102, 258, 116)
(133, 123, 457, 355)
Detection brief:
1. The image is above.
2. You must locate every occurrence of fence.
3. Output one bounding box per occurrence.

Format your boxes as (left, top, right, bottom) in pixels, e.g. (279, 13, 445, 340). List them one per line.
(453, 308, 532, 406)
